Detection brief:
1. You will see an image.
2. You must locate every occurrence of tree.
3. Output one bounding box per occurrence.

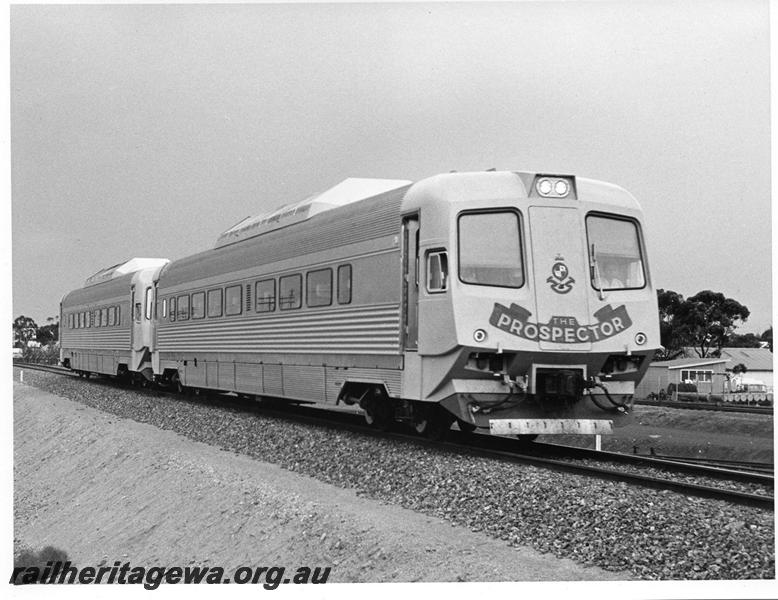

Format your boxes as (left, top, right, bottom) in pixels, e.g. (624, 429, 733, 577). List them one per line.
(36, 316, 59, 346)
(12, 315, 38, 347)
(674, 290, 750, 358)
(761, 326, 773, 352)
(726, 332, 762, 348)
(654, 289, 687, 360)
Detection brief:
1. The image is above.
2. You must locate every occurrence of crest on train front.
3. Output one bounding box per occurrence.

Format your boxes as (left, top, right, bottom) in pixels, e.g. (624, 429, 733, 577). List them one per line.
(547, 255, 575, 294)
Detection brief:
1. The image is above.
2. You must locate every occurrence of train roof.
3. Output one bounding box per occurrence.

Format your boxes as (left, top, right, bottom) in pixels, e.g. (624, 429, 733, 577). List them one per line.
(83, 258, 169, 287)
(214, 178, 412, 249)
(214, 171, 641, 251)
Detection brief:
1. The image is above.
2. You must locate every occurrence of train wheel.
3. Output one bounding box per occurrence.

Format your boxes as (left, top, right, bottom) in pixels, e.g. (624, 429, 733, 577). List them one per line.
(360, 389, 392, 431)
(411, 404, 453, 440)
(427, 410, 454, 441)
(456, 419, 477, 434)
(411, 404, 433, 436)
(171, 373, 185, 395)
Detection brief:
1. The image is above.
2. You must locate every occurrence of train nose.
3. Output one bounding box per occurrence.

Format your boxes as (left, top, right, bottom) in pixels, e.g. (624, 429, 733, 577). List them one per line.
(528, 206, 592, 350)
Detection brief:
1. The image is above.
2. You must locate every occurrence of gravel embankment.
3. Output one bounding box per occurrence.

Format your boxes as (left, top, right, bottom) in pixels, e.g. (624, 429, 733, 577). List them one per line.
(14, 369, 775, 579)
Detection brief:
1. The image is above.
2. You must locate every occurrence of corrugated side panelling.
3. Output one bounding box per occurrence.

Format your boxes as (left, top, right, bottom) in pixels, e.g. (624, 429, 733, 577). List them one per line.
(61, 275, 133, 352)
(159, 304, 400, 354)
(183, 362, 403, 403)
(159, 186, 406, 287)
(63, 328, 131, 352)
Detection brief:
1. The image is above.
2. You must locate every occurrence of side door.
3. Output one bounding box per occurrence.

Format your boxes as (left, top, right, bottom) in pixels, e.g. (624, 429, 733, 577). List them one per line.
(401, 215, 420, 351)
(131, 283, 145, 351)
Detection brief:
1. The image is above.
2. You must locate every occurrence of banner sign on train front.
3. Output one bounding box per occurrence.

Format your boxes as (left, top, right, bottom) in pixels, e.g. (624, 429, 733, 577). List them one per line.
(489, 303, 632, 343)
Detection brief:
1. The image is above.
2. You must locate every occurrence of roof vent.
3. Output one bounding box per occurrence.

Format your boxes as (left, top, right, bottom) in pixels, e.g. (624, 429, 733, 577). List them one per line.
(84, 258, 169, 287)
(214, 178, 411, 248)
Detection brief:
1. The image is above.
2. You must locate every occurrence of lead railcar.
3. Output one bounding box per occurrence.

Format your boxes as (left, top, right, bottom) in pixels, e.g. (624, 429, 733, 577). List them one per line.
(62, 171, 660, 437)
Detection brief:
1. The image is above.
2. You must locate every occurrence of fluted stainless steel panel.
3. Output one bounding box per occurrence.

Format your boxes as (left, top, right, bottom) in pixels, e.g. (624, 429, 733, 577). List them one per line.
(263, 364, 283, 396)
(235, 362, 262, 394)
(283, 365, 325, 401)
(157, 304, 400, 354)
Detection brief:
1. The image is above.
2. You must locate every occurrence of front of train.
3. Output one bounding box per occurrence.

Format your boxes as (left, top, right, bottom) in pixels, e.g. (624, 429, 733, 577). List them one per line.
(406, 171, 661, 435)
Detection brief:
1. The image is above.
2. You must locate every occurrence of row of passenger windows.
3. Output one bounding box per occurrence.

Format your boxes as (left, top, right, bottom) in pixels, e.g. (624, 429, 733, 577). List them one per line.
(162, 265, 352, 322)
(67, 305, 121, 329)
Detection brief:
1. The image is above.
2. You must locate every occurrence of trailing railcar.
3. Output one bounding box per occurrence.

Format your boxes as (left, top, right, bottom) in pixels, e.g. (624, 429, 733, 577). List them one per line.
(60, 258, 169, 381)
(149, 171, 660, 436)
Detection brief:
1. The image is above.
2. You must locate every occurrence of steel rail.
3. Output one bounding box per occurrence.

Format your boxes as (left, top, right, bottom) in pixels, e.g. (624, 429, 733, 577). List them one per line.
(14, 363, 774, 510)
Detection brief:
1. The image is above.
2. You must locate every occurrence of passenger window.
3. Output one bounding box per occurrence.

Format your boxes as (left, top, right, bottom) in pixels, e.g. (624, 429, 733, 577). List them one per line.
(337, 265, 352, 304)
(145, 287, 153, 320)
(256, 279, 276, 313)
(101, 308, 108, 326)
(225, 285, 242, 316)
(207, 289, 223, 317)
(108, 307, 115, 326)
(177, 295, 190, 321)
(426, 250, 448, 293)
(306, 269, 332, 307)
(170, 298, 176, 322)
(279, 274, 302, 310)
(162, 299, 167, 319)
(191, 292, 206, 319)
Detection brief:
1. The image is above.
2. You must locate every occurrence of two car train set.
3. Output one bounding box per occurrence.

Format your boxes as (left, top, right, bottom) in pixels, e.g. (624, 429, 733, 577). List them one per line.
(60, 170, 660, 437)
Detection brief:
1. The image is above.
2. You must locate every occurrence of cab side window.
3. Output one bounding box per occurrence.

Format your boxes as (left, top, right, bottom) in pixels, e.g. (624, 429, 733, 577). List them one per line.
(426, 250, 448, 293)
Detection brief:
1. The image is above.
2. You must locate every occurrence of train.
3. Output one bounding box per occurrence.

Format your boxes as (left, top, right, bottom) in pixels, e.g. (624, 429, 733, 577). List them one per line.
(60, 170, 660, 438)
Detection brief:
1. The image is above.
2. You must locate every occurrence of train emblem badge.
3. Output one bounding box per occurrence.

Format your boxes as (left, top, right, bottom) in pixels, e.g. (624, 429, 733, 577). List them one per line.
(547, 256, 575, 294)
(489, 303, 633, 343)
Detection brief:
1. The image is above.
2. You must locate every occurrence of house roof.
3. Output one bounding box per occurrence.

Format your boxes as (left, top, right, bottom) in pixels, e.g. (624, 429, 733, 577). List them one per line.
(718, 347, 774, 371)
(649, 357, 729, 370)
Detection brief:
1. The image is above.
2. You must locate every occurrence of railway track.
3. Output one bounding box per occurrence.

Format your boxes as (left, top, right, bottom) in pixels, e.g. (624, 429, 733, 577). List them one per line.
(636, 398, 773, 414)
(15, 362, 774, 510)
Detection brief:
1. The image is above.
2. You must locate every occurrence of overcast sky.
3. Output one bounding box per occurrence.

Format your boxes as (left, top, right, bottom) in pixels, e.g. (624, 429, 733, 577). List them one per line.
(10, 1, 771, 333)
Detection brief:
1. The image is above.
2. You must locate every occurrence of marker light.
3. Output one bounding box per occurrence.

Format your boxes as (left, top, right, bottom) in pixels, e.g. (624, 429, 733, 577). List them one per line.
(634, 332, 647, 346)
(537, 179, 553, 195)
(473, 329, 487, 343)
(554, 180, 569, 196)
(535, 176, 573, 198)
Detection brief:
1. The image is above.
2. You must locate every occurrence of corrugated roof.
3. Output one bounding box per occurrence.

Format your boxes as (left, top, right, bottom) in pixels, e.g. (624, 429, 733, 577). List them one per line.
(649, 357, 729, 369)
(719, 347, 774, 371)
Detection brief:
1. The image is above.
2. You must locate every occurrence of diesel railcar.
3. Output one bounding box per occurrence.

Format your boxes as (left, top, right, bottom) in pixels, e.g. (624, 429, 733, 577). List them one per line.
(61, 171, 660, 437)
(60, 258, 169, 380)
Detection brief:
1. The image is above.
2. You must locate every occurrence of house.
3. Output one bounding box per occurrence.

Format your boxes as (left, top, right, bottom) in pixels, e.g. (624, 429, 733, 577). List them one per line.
(635, 357, 730, 398)
(718, 347, 774, 390)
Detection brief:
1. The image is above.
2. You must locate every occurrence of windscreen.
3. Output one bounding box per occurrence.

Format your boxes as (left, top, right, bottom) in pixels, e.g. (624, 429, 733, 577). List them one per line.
(458, 211, 524, 287)
(586, 215, 645, 290)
